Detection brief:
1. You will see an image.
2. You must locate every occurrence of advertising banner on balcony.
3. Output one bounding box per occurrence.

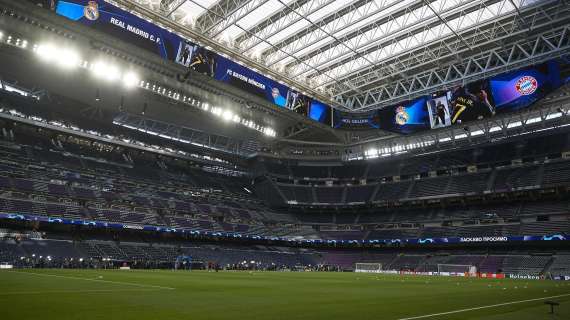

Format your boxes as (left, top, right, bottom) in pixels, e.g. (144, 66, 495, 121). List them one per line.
(2, 212, 568, 245)
(54, 0, 332, 125)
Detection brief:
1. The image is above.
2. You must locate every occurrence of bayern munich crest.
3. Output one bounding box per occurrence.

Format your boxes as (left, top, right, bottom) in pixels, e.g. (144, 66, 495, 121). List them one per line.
(84, 1, 100, 21)
(515, 75, 538, 95)
(394, 106, 409, 125)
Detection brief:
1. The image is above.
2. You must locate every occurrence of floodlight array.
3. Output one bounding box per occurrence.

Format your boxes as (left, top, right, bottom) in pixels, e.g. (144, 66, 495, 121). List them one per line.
(0, 30, 277, 138)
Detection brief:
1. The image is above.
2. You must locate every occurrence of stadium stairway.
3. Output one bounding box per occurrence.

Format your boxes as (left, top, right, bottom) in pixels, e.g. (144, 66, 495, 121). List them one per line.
(541, 257, 556, 275)
(486, 169, 498, 191)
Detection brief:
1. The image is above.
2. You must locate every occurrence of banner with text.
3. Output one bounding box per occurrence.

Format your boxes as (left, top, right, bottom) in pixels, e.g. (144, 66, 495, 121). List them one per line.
(55, 0, 332, 124)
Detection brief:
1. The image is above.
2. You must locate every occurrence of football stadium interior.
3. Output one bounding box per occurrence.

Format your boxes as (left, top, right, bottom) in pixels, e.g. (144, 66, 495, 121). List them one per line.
(1, 0, 570, 319)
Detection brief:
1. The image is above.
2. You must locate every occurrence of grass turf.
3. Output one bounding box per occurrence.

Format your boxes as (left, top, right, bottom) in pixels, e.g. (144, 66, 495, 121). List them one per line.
(1, 269, 570, 320)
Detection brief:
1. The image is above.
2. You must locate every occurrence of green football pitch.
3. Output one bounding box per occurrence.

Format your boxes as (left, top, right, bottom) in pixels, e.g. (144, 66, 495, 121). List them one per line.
(1, 269, 569, 320)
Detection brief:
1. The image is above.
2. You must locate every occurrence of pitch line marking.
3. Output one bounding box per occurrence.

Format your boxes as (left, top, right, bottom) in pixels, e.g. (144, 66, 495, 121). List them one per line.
(6, 271, 176, 290)
(397, 293, 570, 320)
(0, 288, 164, 296)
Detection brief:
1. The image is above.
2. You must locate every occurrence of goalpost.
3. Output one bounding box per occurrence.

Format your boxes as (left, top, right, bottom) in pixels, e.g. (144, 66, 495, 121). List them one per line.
(437, 264, 477, 276)
(355, 263, 383, 273)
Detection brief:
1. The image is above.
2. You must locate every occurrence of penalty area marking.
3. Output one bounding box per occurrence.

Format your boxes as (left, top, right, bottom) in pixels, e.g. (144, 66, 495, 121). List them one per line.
(6, 271, 175, 290)
(397, 293, 570, 320)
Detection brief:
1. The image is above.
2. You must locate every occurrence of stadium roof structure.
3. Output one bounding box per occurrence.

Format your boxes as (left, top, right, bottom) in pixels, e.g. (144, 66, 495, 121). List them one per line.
(113, 0, 569, 112)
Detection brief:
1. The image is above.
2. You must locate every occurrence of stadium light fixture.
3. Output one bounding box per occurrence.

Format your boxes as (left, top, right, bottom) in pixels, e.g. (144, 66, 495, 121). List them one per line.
(122, 72, 140, 88)
(106, 65, 121, 82)
(91, 61, 107, 78)
(57, 49, 81, 69)
(470, 130, 484, 136)
(91, 61, 121, 81)
(365, 148, 379, 158)
(35, 43, 57, 62)
(222, 110, 234, 121)
(507, 121, 522, 128)
(526, 117, 541, 124)
(545, 112, 563, 120)
(211, 107, 222, 116)
(263, 127, 276, 137)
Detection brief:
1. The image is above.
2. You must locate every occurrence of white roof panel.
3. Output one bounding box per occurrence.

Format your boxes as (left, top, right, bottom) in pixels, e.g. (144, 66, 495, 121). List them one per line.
(138, 0, 556, 109)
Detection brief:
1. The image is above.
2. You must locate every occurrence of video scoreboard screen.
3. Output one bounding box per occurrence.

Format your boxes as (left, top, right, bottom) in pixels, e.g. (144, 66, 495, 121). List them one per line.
(55, 0, 332, 125)
(335, 60, 565, 134)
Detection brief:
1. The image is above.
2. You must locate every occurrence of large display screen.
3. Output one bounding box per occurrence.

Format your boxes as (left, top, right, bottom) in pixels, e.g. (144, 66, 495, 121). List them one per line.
(56, 1, 180, 60)
(333, 110, 379, 129)
(426, 79, 495, 129)
(369, 60, 564, 134)
(489, 60, 561, 112)
(55, 0, 332, 125)
(309, 100, 332, 124)
(52, 1, 566, 132)
(376, 97, 430, 134)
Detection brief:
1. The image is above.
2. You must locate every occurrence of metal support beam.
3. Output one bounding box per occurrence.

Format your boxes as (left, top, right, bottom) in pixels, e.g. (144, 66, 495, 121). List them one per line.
(336, 23, 570, 111)
(109, 0, 340, 107)
(330, 1, 570, 111)
(160, 0, 187, 17)
(113, 112, 252, 156)
(194, 0, 256, 34)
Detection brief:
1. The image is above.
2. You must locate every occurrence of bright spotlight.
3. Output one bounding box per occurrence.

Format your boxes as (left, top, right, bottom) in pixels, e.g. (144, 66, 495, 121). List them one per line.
(106, 65, 121, 81)
(35, 43, 57, 62)
(232, 115, 241, 123)
(211, 107, 222, 116)
(57, 49, 80, 69)
(263, 128, 276, 137)
(122, 72, 140, 88)
(91, 61, 121, 81)
(91, 61, 107, 78)
(222, 110, 233, 121)
(366, 148, 378, 156)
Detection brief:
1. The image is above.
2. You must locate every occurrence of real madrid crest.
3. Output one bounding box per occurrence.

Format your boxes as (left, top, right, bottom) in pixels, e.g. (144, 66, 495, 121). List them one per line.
(84, 1, 100, 21)
(395, 106, 409, 126)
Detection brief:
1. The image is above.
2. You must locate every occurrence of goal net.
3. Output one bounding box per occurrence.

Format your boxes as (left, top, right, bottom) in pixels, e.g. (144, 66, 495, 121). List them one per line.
(437, 264, 477, 276)
(355, 263, 383, 273)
